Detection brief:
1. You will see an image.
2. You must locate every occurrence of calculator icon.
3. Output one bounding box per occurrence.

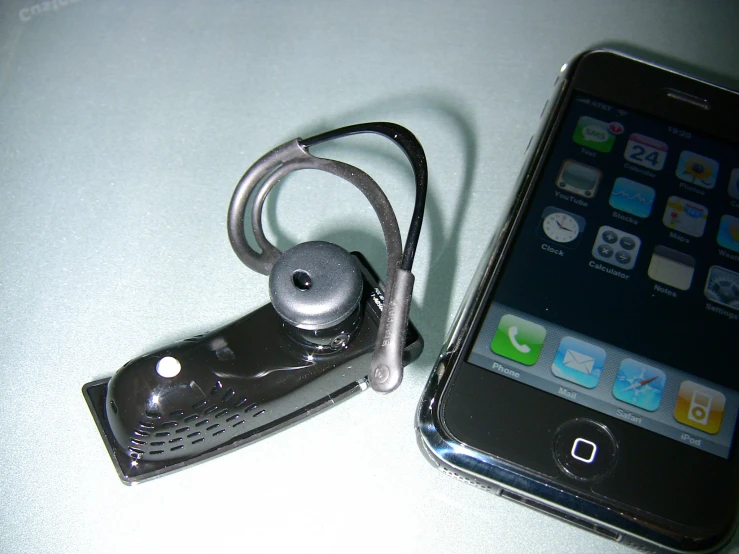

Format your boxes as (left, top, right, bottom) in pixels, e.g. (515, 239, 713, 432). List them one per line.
(592, 226, 641, 270)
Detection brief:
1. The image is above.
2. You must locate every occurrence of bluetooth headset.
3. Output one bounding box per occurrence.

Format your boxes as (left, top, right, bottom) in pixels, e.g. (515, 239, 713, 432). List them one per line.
(83, 122, 428, 483)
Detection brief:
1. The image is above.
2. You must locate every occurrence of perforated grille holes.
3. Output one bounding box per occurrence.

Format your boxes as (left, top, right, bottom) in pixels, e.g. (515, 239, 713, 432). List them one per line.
(127, 382, 267, 460)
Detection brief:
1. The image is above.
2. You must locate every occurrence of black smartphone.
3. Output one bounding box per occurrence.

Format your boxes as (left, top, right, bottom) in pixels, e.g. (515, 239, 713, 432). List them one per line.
(417, 50, 739, 553)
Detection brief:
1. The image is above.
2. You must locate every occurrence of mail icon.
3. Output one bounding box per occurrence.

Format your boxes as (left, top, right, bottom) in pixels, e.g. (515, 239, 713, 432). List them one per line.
(552, 336, 606, 389)
(562, 349, 595, 374)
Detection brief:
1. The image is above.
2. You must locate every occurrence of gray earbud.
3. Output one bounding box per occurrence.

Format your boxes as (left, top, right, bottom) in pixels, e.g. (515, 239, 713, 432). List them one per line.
(269, 241, 363, 331)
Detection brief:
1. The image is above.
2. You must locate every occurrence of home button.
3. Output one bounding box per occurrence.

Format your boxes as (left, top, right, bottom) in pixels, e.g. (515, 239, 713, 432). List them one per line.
(553, 419, 618, 481)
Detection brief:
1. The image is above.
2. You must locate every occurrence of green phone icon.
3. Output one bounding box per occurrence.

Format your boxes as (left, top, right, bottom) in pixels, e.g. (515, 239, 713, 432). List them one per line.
(491, 314, 546, 366)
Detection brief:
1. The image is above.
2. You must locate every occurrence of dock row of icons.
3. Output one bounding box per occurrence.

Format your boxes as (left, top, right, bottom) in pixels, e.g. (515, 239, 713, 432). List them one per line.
(573, 114, 734, 193)
(491, 313, 725, 434)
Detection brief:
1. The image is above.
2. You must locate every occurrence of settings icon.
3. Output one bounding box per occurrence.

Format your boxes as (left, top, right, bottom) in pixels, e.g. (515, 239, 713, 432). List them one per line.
(705, 266, 739, 311)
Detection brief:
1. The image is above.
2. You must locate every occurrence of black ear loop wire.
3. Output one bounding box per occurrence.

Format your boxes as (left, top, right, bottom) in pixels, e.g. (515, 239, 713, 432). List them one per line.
(228, 122, 427, 392)
(299, 122, 428, 273)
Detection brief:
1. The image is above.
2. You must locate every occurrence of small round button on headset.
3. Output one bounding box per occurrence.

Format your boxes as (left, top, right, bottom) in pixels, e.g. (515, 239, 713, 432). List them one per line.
(156, 356, 182, 378)
(553, 418, 618, 481)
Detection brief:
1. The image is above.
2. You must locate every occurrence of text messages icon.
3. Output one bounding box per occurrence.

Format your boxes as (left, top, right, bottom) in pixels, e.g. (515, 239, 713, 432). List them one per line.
(674, 381, 725, 435)
(551, 337, 606, 389)
(573, 116, 616, 153)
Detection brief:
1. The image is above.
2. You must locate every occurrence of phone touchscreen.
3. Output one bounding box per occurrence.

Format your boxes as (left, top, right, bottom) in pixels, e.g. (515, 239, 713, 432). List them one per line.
(468, 93, 739, 459)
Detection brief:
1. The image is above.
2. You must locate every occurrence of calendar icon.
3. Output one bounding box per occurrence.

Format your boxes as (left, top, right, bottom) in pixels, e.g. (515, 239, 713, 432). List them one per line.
(624, 133, 668, 171)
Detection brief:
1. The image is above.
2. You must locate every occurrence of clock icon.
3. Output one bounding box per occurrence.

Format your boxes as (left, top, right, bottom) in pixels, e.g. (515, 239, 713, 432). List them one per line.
(540, 207, 585, 246)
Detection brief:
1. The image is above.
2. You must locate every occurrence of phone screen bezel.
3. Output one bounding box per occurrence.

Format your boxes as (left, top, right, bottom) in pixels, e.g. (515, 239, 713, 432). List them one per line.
(437, 50, 739, 546)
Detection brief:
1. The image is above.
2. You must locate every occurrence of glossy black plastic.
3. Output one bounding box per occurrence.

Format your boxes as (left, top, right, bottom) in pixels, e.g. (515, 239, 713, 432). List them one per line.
(84, 253, 422, 484)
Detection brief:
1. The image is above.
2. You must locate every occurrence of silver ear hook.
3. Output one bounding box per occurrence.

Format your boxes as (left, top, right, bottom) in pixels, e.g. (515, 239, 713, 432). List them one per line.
(227, 123, 427, 393)
(229, 139, 403, 283)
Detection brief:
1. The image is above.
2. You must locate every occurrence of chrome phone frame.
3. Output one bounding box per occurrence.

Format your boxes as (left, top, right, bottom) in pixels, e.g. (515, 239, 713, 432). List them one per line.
(415, 50, 738, 554)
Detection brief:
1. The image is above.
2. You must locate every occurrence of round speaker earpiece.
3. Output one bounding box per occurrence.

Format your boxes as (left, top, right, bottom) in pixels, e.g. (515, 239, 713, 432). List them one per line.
(269, 241, 363, 331)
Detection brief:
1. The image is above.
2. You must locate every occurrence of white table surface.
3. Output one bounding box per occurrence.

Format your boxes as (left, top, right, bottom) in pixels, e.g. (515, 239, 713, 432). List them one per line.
(1, 1, 738, 552)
